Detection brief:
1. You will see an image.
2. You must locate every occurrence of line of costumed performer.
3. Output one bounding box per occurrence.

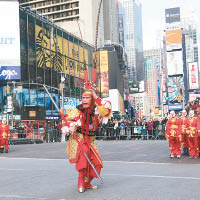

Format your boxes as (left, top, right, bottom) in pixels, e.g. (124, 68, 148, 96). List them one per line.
(180, 110, 189, 156)
(0, 119, 10, 153)
(166, 111, 181, 158)
(61, 73, 112, 193)
(187, 110, 199, 158)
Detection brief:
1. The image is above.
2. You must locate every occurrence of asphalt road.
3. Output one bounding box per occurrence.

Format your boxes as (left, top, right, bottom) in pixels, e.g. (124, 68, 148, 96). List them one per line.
(0, 140, 200, 200)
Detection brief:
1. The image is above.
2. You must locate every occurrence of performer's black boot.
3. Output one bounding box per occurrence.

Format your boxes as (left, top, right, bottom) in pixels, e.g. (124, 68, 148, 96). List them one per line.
(185, 148, 189, 156)
(181, 148, 187, 155)
(0, 148, 3, 153)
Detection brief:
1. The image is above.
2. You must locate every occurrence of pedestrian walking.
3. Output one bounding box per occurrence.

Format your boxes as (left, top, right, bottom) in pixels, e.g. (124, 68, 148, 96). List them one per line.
(147, 119, 153, 139)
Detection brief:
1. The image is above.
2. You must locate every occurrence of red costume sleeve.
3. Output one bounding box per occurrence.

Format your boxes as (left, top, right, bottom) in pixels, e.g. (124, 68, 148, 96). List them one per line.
(165, 120, 170, 137)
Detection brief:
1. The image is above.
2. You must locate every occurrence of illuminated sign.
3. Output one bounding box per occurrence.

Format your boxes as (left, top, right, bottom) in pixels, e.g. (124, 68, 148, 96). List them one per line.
(165, 7, 180, 24)
(0, 66, 21, 80)
(188, 62, 199, 90)
(35, 25, 89, 79)
(167, 76, 185, 103)
(168, 104, 183, 111)
(0, 1, 21, 73)
(29, 111, 36, 117)
(167, 51, 183, 75)
(165, 29, 182, 51)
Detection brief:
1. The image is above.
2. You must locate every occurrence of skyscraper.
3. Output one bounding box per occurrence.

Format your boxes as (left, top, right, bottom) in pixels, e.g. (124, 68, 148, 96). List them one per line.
(103, 0, 119, 44)
(144, 49, 161, 111)
(118, 0, 144, 83)
(181, 5, 199, 63)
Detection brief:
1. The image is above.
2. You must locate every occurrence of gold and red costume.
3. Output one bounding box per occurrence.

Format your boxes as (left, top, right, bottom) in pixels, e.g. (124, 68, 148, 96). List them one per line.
(179, 116, 189, 154)
(0, 123, 10, 152)
(62, 97, 111, 192)
(166, 117, 181, 157)
(187, 117, 199, 158)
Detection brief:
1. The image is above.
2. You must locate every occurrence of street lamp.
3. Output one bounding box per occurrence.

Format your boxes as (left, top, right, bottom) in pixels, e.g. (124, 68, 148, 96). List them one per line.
(60, 73, 65, 112)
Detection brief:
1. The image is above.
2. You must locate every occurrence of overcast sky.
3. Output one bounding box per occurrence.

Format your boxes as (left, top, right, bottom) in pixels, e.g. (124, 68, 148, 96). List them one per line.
(140, 0, 200, 50)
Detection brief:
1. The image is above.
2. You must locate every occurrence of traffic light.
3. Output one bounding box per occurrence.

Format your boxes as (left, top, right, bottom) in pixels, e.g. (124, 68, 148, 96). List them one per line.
(7, 85, 10, 94)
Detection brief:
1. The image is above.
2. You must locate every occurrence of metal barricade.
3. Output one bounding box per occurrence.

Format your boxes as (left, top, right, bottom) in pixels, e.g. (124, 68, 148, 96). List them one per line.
(96, 125, 166, 140)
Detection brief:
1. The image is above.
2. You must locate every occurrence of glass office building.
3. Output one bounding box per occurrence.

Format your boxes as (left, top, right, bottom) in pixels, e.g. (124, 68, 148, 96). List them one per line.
(118, 0, 144, 83)
(0, 6, 94, 120)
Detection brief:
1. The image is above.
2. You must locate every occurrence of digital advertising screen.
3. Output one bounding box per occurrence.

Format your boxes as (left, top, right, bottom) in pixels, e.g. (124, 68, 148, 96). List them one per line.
(165, 7, 180, 24)
(165, 29, 182, 51)
(188, 62, 199, 90)
(0, 1, 21, 80)
(167, 51, 183, 75)
(167, 76, 185, 103)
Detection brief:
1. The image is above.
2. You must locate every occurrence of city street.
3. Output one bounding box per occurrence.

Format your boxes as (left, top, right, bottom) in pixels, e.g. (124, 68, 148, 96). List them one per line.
(0, 140, 200, 200)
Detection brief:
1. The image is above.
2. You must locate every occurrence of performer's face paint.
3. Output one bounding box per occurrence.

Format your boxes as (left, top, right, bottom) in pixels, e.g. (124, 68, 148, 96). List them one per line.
(2, 119, 6, 125)
(189, 110, 194, 117)
(170, 111, 175, 118)
(82, 93, 93, 108)
(182, 110, 187, 117)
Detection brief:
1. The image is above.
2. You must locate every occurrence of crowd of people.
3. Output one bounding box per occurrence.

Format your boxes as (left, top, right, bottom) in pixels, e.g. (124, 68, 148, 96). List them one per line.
(97, 117, 168, 140)
(184, 99, 200, 115)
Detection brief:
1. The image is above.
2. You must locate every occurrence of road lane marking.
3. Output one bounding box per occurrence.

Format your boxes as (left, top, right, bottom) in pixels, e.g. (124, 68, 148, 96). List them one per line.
(0, 195, 48, 199)
(1, 157, 200, 166)
(105, 173, 200, 180)
(0, 168, 25, 171)
(0, 157, 67, 161)
(104, 160, 173, 165)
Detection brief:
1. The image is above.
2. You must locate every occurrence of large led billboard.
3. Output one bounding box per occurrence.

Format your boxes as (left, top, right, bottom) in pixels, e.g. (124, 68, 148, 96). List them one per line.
(167, 51, 183, 75)
(188, 62, 199, 90)
(189, 94, 200, 101)
(35, 25, 89, 79)
(165, 29, 182, 51)
(165, 7, 180, 24)
(167, 76, 185, 103)
(0, 1, 21, 80)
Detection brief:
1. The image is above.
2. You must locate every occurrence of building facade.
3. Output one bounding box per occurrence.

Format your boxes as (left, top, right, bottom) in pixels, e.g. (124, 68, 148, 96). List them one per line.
(19, 0, 104, 48)
(128, 92, 150, 118)
(1, 5, 94, 123)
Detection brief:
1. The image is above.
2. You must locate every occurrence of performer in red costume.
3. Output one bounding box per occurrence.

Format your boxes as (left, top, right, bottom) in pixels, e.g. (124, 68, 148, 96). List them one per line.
(61, 89, 112, 193)
(179, 110, 189, 156)
(166, 111, 181, 158)
(0, 119, 10, 153)
(187, 110, 199, 159)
